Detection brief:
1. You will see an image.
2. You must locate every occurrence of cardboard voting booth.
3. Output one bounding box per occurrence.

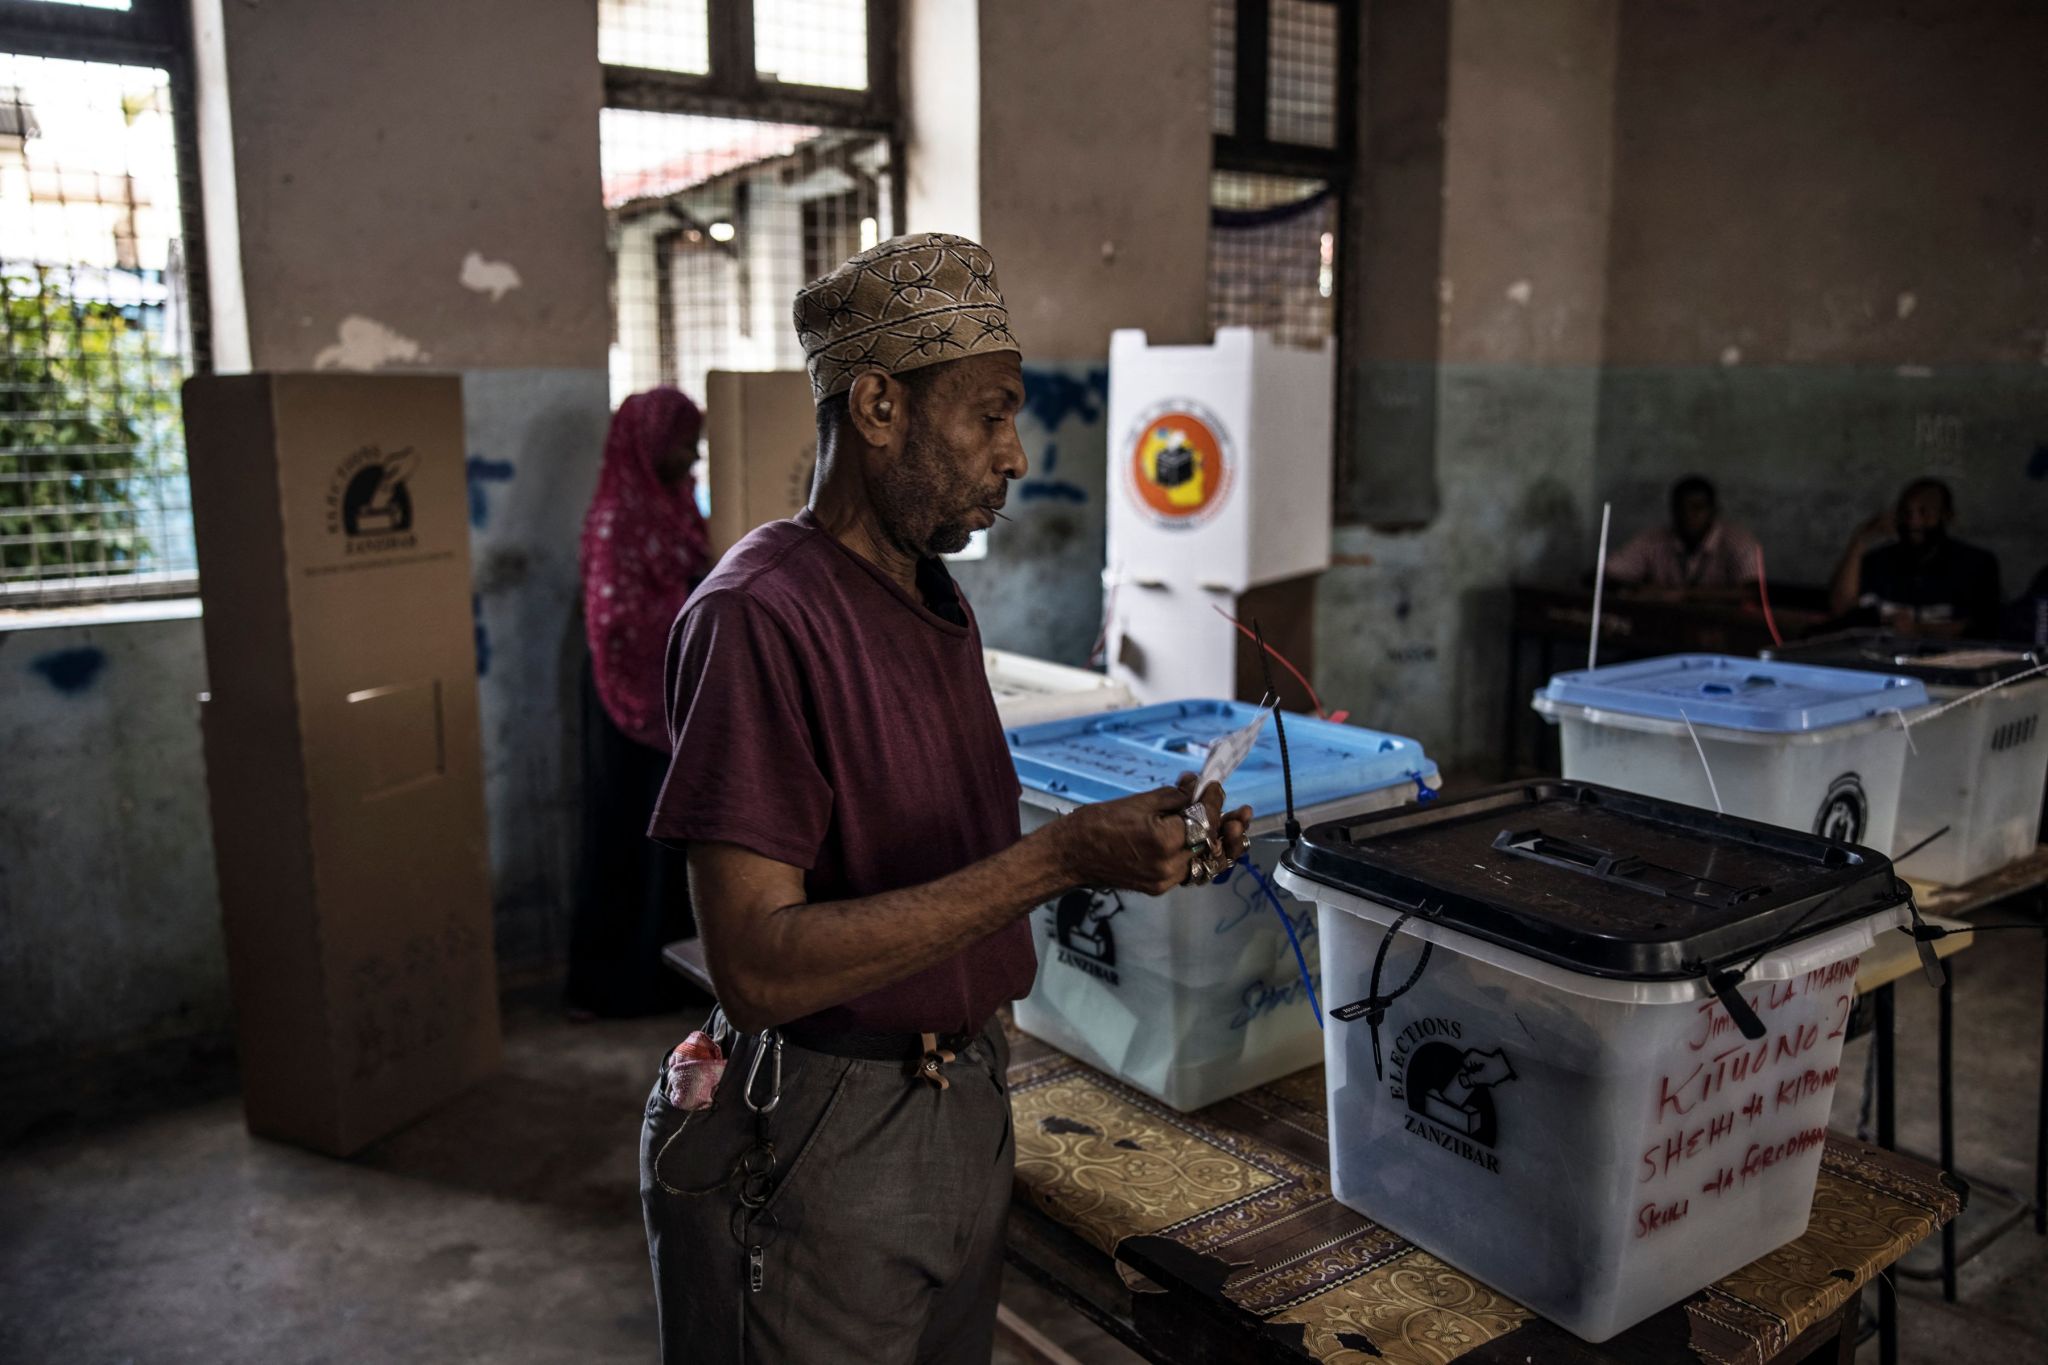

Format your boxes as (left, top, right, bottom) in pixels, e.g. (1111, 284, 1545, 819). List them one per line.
(184, 373, 501, 1157)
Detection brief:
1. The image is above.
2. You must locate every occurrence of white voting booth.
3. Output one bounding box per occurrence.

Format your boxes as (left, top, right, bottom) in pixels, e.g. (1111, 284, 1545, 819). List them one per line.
(1104, 328, 1333, 704)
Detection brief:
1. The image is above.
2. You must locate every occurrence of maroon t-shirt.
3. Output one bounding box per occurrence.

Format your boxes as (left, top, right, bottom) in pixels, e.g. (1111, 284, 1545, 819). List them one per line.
(648, 509, 1034, 1034)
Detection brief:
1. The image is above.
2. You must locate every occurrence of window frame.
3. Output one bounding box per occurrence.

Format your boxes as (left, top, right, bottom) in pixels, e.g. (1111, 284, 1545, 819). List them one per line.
(602, 0, 902, 226)
(0, 0, 213, 607)
(0, 0, 212, 374)
(1213, 0, 1362, 520)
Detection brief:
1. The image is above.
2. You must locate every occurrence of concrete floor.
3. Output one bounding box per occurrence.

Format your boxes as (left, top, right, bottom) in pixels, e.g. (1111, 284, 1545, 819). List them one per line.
(1, 929, 2040, 1365)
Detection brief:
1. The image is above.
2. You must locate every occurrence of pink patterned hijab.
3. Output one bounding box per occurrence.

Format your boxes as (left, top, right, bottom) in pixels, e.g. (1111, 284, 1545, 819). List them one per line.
(581, 387, 710, 752)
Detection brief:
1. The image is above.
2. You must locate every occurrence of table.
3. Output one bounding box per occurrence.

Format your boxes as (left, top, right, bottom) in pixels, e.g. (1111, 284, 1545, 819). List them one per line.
(1503, 583, 1832, 775)
(1852, 915, 1973, 1362)
(1004, 1035, 1959, 1365)
(1864, 849, 2048, 1314)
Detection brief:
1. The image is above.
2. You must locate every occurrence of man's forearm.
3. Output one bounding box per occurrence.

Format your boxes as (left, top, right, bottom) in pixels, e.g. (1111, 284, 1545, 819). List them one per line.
(698, 826, 1076, 1031)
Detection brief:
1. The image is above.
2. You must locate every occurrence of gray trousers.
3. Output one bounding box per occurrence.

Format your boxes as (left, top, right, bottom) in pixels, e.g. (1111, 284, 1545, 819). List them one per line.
(641, 1021, 1014, 1364)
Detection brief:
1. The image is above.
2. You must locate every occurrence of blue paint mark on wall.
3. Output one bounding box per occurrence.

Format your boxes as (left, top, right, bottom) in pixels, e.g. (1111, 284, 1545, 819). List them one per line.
(1021, 367, 1109, 434)
(1020, 438, 1092, 505)
(2028, 444, 2047, 480)
(32, 646, 107, 694)
(1020, 481, 1089, 504)
(465, 455, 517, 529)
(472, 593, 492, 678)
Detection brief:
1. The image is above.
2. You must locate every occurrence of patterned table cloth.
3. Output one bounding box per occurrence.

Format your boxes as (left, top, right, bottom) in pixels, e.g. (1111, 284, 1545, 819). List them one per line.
(1009, 1048, 1961, 1365)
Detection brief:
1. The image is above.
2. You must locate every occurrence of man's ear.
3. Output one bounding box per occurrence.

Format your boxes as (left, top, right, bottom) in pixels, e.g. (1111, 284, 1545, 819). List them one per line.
(846, 372, 902, 449)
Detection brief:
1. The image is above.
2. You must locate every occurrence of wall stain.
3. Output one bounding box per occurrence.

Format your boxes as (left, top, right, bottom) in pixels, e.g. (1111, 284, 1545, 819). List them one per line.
(1020, 480, 1089, 504)
(472, 593, 492, 678)
(1022, 366, 1109, 432)
(32, 647, 107, 695)
(2028, 444, 2047, 480)
(465, 455, 517, 529)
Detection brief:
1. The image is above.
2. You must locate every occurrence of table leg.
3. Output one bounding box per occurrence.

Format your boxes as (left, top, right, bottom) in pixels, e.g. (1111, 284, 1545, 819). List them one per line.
(1874, 981, 1897, 1365)
(1940, 974, 1957, 1301)
(1877, 1271, 1898, 1365)
(1875, 983, 1896, 1151)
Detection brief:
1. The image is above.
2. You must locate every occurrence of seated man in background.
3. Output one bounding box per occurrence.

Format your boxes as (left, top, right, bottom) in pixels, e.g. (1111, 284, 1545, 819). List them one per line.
(1605, 475, 1762, 596)
(1830, 476, 2002, 637)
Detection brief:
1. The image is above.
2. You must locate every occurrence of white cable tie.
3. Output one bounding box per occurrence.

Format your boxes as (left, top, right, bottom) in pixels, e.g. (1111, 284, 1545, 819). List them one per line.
(1588, 501, 1613, 673)
(1679, 708, 1724, 814)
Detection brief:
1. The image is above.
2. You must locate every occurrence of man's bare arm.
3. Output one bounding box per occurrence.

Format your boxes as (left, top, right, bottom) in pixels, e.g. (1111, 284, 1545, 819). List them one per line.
(689, 780, 1251, 1032)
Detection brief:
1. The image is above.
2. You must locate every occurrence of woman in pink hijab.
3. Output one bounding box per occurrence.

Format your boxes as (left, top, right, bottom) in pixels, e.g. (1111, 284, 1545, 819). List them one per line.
(569, 387, 710, 1017)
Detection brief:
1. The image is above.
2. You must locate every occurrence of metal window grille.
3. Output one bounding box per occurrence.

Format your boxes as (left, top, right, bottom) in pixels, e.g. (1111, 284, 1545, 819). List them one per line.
(601, 1, 897, 413)
(1209, 171, 1334, 349)
(754, 0, 867, 91)
(1, 48, 197, 606)
(603, 109, 892, 408)
(1211, 0, 1236, 136)
(1265, 0, 1337, 149)
(600, 0, 711, 75)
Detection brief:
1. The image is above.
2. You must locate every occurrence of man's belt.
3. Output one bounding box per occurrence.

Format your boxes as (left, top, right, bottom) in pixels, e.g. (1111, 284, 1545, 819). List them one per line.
(777, 1018, 982, 1063)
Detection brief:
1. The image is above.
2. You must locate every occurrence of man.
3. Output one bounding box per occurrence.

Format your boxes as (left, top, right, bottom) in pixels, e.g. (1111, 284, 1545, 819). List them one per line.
(1830, 477, 2002, 636)
(1604, 475, 1762, 594)
(639, 232, 1253, 1364)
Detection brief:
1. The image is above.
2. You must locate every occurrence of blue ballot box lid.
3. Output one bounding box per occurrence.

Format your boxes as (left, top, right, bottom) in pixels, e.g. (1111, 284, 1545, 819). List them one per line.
(1538, 653, 1929, 732)
(1007, 699, 1435, 811)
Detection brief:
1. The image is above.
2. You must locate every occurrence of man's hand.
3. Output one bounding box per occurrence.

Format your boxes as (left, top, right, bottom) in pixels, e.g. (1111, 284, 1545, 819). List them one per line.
(1852, 509, 1896, 551)
(1051, 773, 1254, 896)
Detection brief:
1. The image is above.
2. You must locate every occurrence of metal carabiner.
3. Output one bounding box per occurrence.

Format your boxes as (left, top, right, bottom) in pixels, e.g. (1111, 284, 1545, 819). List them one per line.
(742, 1029, 782, 1114)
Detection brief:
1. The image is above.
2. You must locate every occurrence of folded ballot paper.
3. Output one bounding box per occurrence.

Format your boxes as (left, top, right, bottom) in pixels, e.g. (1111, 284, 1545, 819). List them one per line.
(1196, 704, 1270, 798)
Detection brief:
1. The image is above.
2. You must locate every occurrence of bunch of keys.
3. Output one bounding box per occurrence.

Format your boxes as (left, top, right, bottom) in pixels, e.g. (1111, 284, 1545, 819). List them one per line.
(732, 1029, 783, 1294)
(1183, 702, 1269, 885)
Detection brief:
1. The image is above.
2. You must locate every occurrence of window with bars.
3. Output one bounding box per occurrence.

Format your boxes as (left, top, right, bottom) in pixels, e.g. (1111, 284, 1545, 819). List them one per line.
(1209, 0, 1348, 351)
(0, 34, 200, 607)
(600, 0, 897, 413)
(1209, 171, 1334, 349)
(603, 109, 890, 408)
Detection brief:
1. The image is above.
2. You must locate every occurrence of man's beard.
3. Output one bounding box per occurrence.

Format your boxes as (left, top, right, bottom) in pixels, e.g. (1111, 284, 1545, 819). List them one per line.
(874, 421, 979, 557)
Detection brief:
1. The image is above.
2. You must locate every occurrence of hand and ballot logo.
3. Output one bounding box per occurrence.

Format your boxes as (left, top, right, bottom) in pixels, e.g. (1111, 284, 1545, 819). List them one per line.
(1125, 401, 1233, 528)
(327, 445, 421, 554)
(1050, 888, 1126, 986)
(1388, 1015, 1516, 1174)
(1812, 772, 1868, 845)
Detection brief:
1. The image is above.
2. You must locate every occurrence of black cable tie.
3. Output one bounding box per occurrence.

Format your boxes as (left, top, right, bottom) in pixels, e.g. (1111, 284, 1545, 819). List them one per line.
(1901, 889, 1949, 989)
(1328, 914, 1435, 1080)
(1706, 968, 1768, 1042)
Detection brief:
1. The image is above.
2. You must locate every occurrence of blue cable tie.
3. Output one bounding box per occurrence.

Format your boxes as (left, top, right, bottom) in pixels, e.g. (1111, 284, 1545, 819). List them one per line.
(1238, 857, 1323, 1029)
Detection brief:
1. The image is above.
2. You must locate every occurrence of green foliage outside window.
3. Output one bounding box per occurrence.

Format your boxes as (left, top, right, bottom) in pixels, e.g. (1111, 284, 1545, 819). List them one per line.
(0, 263, 183, 585)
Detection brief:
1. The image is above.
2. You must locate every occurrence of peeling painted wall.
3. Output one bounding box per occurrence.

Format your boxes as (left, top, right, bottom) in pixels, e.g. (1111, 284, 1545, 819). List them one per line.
(1596, 0, 2048, 590)
(462, 370, 610, 969)
(0, 614, 228, 1127)
(951, 363, 1111, 665)
(5, 0, 614, 1125)
(1317, 0, 1618, 770)
(216, 0, 608, 374)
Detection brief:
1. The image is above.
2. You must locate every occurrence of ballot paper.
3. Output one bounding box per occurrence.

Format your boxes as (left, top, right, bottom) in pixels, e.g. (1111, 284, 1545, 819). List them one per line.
(1196, 706, 1271, 797)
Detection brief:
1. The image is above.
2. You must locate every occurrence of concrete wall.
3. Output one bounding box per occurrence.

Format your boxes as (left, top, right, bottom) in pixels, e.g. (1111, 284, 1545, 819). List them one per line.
(0, 610, 228, 1131)
(212, 0, 609, 373)
(1320, 0, 2045, 775)
(914, 0, 1213, 664)
(4, 0, 613, 1129)
(1319, 0, 1618, 769)
(1595, 0, 2048, 587)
